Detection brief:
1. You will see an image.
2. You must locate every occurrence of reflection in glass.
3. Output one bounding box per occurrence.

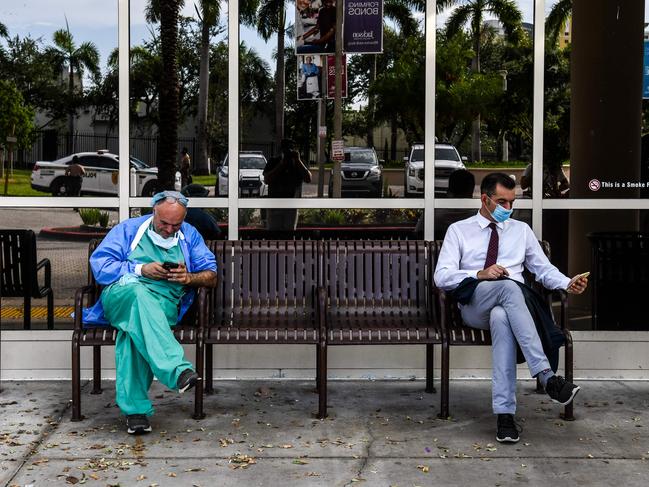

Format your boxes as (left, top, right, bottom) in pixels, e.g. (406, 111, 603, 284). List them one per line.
(1, 1, 117, 197)
(239, 208, 420, 239)
(0, 207, 118, 329)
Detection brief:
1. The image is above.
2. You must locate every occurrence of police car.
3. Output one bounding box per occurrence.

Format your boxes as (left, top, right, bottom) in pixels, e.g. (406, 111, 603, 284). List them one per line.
(31, 150, 159, 196)
(215, 151, 268, 197)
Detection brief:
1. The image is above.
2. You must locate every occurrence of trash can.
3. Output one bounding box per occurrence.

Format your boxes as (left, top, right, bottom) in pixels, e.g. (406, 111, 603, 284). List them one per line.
(588, 232, 649, 330)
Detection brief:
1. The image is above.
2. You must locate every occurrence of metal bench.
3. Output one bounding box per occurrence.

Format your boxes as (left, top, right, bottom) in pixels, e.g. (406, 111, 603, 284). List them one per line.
(433, 240, 575, 420)
(0, 229, 53, 329)
(203, 240, 326, 418)
(321, 240, 441, 416)
(72, 239, 207, 421)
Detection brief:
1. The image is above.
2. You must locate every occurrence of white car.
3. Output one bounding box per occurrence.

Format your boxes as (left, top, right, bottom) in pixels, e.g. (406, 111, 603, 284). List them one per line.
(404, 143, 467, 197)
(215, 152, 268, 197)
(31, 150, 158, 196)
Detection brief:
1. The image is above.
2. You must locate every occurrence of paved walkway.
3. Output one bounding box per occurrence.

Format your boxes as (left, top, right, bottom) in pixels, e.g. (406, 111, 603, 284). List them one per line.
(1, 380, 648, 486)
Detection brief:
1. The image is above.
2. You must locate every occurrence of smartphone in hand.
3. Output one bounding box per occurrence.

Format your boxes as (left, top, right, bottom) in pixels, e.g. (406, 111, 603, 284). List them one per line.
(162, 261, 180, 271)
(568, 271, 590, 288)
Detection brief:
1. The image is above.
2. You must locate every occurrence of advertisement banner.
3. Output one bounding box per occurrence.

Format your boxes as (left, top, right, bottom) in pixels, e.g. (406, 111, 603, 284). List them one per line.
(297, 55, 324, 100)
(343, 0, 383, 54)
(295, 0, 337, 55)
(326, 54, 347, 99)
(644, 40, 649, 99)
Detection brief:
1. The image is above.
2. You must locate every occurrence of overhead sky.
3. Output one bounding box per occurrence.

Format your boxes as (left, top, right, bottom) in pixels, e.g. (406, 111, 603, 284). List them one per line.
(2, 0, 648, 76)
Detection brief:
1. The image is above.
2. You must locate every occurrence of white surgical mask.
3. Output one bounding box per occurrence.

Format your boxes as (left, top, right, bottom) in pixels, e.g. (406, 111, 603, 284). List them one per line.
(147, 227, 178, 249)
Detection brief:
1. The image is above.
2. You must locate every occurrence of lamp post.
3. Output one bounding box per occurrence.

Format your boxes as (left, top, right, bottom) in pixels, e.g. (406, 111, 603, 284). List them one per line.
(498, 69, 509, 162)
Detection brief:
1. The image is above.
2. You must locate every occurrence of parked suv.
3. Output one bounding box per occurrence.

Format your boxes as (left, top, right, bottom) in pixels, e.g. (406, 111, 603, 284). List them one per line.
(328, 147, 383, 198)
(404, 143, 466, 197)
(30, 151, 158, 196)
(215, 151, 268, 197)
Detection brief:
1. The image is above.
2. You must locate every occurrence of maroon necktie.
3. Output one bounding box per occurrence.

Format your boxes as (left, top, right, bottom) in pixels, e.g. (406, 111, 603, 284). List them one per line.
(484, 223, 499, 268)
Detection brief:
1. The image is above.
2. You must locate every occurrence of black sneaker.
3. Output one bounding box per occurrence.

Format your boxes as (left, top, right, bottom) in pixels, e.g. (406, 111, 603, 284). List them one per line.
(126, 414, 152, 435)
(177, 369, 200, 393)
(496, 414, 521, 443)
(545, 375, 580, 406)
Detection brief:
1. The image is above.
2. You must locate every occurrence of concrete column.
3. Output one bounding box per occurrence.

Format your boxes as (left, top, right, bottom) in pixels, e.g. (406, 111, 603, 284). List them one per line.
(568, 0, 644, 323)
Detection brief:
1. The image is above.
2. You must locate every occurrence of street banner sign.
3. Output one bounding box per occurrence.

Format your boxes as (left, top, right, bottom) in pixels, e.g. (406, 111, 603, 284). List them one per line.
(296, 0, 337, 55)
(343, 0, 384, 54)
(332, 139, 345, 161)
(319, 126, 327, 138)
(297, 55, 324, 100)
(326, 55, 348, 99)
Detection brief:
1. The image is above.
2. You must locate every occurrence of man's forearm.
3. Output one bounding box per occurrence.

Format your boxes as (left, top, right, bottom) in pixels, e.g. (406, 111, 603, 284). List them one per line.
(187, 270, 218, 288)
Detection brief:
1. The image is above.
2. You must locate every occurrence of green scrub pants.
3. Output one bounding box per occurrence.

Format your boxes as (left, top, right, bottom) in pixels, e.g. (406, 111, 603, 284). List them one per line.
(102, 276, 193, 416)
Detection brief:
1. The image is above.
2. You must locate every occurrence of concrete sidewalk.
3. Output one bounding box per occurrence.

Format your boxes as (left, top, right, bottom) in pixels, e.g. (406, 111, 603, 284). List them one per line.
(1, 380, 648, 486)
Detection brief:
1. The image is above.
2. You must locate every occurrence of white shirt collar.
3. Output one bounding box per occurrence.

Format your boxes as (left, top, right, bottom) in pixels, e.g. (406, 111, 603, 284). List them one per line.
(475, 210, 506, 230)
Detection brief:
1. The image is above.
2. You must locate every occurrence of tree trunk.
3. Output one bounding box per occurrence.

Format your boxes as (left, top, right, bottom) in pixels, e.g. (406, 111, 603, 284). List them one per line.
(196, 17, 211, 175)
(366, 55, 377, 147)
(471, 26, 482, 162)
(274, 7, 286, 151)
(390, 115, 397, 162)
(67, 64, 74, 154)
(157, 0, 181, 190)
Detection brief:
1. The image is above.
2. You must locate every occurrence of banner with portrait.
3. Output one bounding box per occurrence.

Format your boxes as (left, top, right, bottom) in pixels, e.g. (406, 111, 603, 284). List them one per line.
(295, 0, 337, 55)
(297, 55, 324, 100)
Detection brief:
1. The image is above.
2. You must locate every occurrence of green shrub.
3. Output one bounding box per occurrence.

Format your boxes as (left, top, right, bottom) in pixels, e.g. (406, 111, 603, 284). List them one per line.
(79, 208, 111, 227)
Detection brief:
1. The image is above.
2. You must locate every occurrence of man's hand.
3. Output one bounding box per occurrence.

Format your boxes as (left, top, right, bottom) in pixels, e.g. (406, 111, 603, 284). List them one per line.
(567, 275, 588, 294)
(141, 262, 170, 281)
(477, 264, 509, 280)
(167, 263, 192, 285)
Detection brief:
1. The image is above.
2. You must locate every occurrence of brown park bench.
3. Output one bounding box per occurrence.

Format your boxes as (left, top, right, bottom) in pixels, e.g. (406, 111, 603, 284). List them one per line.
(320, 240, 442, 416)
(72, 239, 207, 421)
(202, 240, 326, 418)
(433, 240, 575, 421)
(0, 229, 53, 329)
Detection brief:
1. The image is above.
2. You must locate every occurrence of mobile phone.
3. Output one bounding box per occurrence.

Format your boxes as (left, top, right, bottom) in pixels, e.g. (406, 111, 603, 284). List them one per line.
(162, 261, 180, 270)
(578, 271, 590, 279)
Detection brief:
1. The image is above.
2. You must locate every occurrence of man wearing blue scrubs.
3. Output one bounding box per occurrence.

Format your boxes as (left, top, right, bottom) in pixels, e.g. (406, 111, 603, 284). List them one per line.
(84, 191, 217, 434)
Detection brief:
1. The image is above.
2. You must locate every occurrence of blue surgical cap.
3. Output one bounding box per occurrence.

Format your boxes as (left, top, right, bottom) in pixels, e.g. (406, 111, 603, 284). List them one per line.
(150, 191, 189, 208)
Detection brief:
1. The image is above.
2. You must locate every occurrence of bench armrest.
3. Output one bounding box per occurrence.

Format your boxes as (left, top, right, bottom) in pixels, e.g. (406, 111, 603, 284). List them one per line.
(316, 286, 327, 339)
(551, 289, 569, 332)
(74, 285, 96, 331)
(36, 258, 52, 289)
(196, 287, 209, 335)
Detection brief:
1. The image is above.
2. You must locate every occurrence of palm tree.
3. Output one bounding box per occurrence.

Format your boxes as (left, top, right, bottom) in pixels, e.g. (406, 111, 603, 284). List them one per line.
(439, 0, 522, 161)
(0, 22, 8, 38)
(146, 0, 182, 189)
(48, 20, 100, 154)
(545, 0, 571, 47)
(194, 0, 222, 175)
(241, 0, 288, 152)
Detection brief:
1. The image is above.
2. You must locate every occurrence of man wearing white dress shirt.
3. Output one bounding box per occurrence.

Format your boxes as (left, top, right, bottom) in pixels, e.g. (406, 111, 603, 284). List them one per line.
(434, 172, 588, 443)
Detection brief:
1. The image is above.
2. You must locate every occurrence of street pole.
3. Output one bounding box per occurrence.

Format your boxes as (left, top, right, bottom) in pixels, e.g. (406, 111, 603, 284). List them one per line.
(499, 70, 509, 162)
(332, 0, 344, 198)
(317, 93, 326, 197)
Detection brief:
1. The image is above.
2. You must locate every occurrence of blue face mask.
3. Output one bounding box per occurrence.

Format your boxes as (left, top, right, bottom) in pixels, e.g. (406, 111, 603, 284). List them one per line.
(489, 197, 513, 223)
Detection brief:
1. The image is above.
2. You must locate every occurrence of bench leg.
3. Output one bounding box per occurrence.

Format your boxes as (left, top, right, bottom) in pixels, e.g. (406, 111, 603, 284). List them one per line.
(317, 343, 327, 419)
(438, 341, 450, 419)
(193, 340, 206, 419)
(562, 339, 575, 421)
(315, 345, 321, 393)
(71, 337, 83, 421)
(425, 344, 436, 393)
(90, 346, 102, 394)
(205, 345, 214, 395)
(47, 290, 54, 330)
(23, 295, 31, 330)
(535, 376, 544, 394)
